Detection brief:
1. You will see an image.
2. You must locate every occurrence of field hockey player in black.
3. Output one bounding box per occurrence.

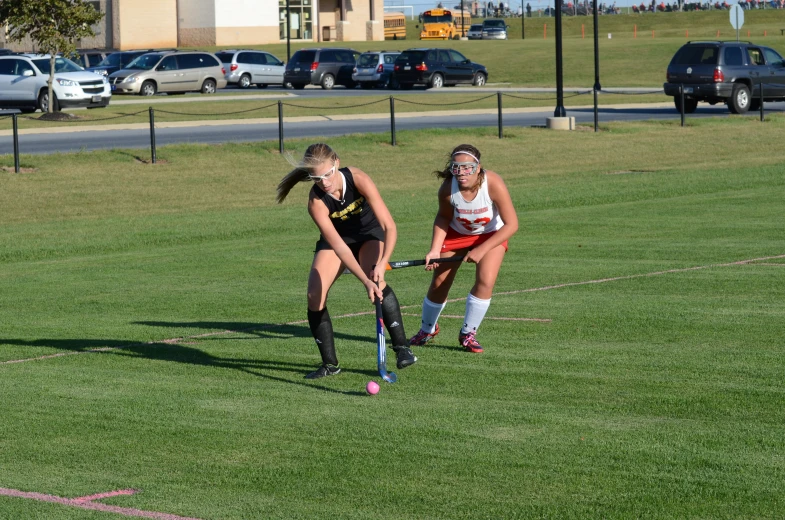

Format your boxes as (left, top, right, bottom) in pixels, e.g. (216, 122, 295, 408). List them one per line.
(277, 143, 417, 379)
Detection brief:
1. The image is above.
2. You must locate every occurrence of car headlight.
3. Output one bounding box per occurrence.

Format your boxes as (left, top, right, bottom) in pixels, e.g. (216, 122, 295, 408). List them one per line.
(101, 75, 109, 84)
(56, 78, 79, 87)
(122, 76, 139, 83)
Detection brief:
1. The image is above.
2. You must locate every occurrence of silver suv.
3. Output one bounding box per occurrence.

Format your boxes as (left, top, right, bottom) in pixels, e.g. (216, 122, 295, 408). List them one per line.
(0, 53, 110, 113)
(108, 51, 227, 96)
(352, 50, 400, 89)
(215, 50, 285, 89)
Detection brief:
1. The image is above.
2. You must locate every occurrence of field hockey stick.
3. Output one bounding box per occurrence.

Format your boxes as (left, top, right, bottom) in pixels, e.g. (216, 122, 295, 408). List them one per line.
(385, 256, 464, 270)
(374, 280, 397, 384)
(343, 256, 465, 275)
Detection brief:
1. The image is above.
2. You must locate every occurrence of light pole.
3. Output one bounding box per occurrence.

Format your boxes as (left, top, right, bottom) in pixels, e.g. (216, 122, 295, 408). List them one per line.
(461, 0, 466, 38)
(286, 0, 291, 62)
(554, 0, 565, 117)
(592, 0, 601, 131)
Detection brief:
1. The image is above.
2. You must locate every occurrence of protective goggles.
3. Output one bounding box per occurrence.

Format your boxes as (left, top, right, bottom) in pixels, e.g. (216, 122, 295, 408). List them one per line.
(449, 161, 479, 176)
(308, 163, 337, 182)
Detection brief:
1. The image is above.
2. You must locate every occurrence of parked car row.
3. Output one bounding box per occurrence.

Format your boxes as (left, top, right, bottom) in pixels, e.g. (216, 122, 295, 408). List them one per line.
(0, 45, 489, 113)
(281, 47, 488, 90)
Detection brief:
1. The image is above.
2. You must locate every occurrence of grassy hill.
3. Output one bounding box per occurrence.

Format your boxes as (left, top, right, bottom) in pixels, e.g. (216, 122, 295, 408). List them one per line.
(247, 10, 785, 87)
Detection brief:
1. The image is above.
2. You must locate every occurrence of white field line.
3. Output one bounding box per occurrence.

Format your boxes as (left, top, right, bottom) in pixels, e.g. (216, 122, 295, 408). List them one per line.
(1, 253, 782, 366)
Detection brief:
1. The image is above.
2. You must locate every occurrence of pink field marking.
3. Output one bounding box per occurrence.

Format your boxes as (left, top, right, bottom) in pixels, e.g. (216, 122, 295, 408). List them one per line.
(0, 487, 201, 520)
(2, 253, 782, 366)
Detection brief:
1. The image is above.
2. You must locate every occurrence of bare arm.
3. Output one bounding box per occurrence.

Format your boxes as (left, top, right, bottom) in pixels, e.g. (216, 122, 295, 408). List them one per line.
(350, 167, 396, 283)
(465, 171, 518, 263)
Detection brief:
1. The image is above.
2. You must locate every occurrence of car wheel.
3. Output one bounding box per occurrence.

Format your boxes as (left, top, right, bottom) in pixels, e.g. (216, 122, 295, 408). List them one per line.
(321, 74, 335, 90)
(728, 83, 750, 114)
(201, 79, 217, 94)
(291, 83, 306, 90)
(140, 80, 157, 96)
(472, 72, 487, 87)
(429, 73, 444, 89)
(38, 90, 60, 112)
(387, 76, 400, 90)
(257, 84, 268, 89)
(238, 74, 251, 89)
(673, 97, 698, 114)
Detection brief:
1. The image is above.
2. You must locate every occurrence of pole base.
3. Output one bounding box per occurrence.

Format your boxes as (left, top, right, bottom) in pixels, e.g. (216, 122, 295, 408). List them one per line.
(545, 116, 575, 130)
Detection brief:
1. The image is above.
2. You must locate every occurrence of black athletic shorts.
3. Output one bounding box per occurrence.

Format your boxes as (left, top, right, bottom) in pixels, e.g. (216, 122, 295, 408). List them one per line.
(314, 230, 385, 258)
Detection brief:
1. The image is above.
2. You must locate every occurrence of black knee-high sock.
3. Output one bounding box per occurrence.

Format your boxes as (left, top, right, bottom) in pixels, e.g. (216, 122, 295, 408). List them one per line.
(381, 285, 407, 348)
(307, 307, 338, 366)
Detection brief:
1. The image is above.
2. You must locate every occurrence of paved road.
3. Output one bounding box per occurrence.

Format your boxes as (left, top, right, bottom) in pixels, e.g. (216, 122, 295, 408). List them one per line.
(2, 101, 783, 156)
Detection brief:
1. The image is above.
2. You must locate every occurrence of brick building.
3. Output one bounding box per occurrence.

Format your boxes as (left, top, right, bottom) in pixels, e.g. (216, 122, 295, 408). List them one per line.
(1, 0, 384, 51)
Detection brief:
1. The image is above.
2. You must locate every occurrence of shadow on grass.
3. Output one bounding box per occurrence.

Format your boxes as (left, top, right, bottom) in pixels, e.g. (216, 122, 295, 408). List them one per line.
(133, 320, 371, 344)
(0, 336, 371, 396)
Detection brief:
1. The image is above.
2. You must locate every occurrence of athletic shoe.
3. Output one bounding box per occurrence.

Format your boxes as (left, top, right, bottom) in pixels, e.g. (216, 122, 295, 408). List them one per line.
(304, 364, 341, 379)
(408, 323, 440, 346)
(394, 346, 418, 369)
(459, 330, 483, 353)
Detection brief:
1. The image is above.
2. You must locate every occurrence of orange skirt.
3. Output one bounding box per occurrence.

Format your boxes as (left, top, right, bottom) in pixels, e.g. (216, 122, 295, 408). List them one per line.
(441, 227, 509, 253)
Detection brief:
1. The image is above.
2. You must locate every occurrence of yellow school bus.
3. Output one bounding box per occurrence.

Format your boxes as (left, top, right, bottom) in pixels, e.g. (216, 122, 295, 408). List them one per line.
(419, 8, 471, 40)
(384, 12, 407, 40)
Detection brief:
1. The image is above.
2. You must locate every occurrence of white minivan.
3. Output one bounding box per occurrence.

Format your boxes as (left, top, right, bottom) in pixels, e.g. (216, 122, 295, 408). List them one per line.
(0, 54, 111, 113)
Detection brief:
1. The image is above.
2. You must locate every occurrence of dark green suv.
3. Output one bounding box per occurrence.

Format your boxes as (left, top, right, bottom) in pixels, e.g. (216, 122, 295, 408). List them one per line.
(663, 41, 785, 114)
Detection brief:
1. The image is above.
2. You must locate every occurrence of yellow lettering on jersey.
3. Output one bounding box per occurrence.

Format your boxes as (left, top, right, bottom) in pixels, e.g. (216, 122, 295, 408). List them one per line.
(331, 197, 364, 221)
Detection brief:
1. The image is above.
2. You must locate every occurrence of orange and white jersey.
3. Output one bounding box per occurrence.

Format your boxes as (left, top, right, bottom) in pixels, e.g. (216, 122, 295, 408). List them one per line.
(449, 175, 505, 235)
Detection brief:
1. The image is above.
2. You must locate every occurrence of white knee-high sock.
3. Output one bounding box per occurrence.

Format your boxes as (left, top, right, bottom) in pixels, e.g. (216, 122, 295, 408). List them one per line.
(461, 293, 491, 334)
(421, 297, 446, 333)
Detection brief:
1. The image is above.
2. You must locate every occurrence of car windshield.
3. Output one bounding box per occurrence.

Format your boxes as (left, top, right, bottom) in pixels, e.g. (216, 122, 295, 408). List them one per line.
(672, 45, 718, 66)
(423, 14, 453, 23)
(484, 20, 505, 28)
(396, 51, 425, 62)
(470, 25, 483, 30)
(358, 54, 379, 67)
(97, 53, 121, 67)
(125, 54, 163, 70)
(215, 52, 234, 64)
(32, 57, 82, 74)
(291, 51, 316, 64)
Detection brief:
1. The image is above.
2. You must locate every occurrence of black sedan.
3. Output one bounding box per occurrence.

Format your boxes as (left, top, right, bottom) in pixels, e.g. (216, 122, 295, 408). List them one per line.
(392, 48, 488, 89)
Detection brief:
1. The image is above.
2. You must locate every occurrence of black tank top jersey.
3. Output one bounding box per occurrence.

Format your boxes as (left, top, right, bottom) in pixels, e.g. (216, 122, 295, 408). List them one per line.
(312, 167, 384, 245)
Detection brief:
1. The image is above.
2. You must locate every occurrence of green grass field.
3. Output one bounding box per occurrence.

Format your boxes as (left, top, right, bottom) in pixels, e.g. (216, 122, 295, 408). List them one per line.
(1, 114, 784, 518)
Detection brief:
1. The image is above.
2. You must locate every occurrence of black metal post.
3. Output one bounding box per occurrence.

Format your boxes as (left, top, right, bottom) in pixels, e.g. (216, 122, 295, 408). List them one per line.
(679, 84, 685, 127)
(554, 0, 566, 117)
(593, 0, 600, 132)
(759, 79, 764, 122)
(461, 0, 466, 37)
(521, 7, 525, 39)
(390, 96, 397, 146)
(497, 91, 504, 139)
(12, 113, 20, 173)
(278, 100, 285, 153)
(286, 0, 291, 61)
(148, 107, 157, 164)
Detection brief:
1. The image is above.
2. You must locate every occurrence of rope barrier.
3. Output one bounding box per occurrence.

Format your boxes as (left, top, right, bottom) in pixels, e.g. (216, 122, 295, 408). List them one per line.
(394, 94, 496, 106)
(154, 103, 278, 117)
(282, 98, 387, 110)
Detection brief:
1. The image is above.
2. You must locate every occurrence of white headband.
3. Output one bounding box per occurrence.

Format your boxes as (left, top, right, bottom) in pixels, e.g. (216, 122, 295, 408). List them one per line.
(452, 151, 480, 163)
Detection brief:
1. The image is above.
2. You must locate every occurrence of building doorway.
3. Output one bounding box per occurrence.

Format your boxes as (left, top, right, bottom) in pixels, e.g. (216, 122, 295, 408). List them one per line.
(279, 0, 314, 41)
